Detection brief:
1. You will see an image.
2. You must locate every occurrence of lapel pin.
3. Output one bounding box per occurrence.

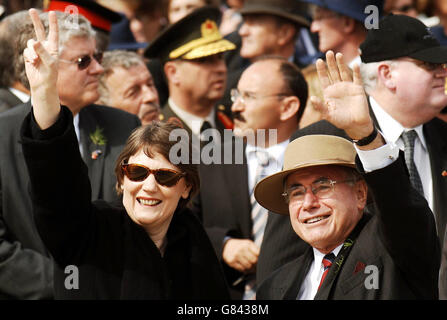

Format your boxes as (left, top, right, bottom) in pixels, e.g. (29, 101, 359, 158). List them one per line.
(354, 261, 366, 274)
(91, 149, 102, 160)
(442, 171, 447, 177)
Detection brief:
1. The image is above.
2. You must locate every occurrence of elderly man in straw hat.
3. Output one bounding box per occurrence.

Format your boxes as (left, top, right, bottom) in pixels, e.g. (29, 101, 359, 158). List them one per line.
(255, 51, 440, 300)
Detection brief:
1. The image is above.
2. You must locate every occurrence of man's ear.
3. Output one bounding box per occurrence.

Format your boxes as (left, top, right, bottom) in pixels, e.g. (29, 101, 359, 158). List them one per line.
(355, 179, 368, 211)
(279, 96, 300, 122)
(164, 61, 180, 85)
(342, 16, 356, 34)
(277, 23, 297, 46)
(377, 63, 395, 90)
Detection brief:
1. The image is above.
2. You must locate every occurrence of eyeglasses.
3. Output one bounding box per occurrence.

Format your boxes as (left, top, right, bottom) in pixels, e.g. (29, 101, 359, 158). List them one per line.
(59, 52, 103, 70)
(282, 178, 356, 204)
(230, 88, 290, 104)
(121, 163, 186, 187)
(399, 58, 447, 72)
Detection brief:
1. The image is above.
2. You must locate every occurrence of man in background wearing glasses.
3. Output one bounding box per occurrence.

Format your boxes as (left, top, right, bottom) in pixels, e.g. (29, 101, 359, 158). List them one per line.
(356, 15, 447, 299)
(0, 11, 140, 299)
(192, 56, 308, 299)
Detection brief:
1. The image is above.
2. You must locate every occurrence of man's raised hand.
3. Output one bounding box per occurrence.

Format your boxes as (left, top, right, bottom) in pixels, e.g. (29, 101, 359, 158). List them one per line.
(310, 51, 374, 141)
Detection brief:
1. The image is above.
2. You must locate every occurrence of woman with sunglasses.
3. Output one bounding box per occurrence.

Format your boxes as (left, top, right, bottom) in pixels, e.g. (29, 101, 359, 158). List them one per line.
(19, 9, 229, 299)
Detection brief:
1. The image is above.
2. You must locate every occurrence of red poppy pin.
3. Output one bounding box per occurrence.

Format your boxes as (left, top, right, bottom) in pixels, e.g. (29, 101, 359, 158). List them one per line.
(354, 261, 366, 274)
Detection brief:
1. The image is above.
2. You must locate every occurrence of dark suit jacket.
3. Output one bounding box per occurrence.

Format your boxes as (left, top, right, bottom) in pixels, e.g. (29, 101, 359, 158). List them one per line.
(191, 139, 250, 299)
(0, 87, 22, 113)
(257, 156, 440, 300)
(0, 102, 140, 299)
(369, 112, 447, 244)
(19, 106, 229, 299)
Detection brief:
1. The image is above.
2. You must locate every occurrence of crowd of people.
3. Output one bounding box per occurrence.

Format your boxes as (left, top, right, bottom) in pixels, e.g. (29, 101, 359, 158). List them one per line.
(1, 0, 447, 301)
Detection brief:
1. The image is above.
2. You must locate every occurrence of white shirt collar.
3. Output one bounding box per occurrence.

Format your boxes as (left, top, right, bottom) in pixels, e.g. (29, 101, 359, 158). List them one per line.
(245, 138, 289, 166)
(168, 98, 216, 137)
(369, 96, 427, 150)
(348, 56, 362, 69)
(8, 87, 30, 103)
(312, 244, 343, 266)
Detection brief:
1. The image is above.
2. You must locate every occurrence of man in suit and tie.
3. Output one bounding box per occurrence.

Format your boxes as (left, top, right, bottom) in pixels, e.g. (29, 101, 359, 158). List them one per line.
(0, 11, 140, 299)
(258, 13, 447, 292)
(144, 6, 236, 139)
(356, 15, 447, 298)
(256, 51, 440, 299)
(192, 56, 308, 299)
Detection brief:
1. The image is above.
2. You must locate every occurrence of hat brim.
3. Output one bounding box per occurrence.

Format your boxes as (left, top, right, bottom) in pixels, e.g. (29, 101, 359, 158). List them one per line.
(239, 5, 310, 27)
(181, 38, 236, 59)
(254, 161, 356, 215)
(108, 42, 148, 51)
(408, 46, 447, 63)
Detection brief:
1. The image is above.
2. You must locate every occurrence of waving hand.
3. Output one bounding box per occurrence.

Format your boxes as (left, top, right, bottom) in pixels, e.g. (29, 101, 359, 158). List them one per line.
(23, 9, 60, 129)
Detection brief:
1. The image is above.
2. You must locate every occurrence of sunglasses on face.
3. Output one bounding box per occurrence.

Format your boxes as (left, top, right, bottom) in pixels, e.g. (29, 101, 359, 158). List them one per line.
(121, 163, 186, 187)
(59, 52, 103, 70)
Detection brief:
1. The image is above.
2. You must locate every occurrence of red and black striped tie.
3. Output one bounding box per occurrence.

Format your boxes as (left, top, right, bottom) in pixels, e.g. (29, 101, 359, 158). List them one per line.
(318, 253, 336, 290)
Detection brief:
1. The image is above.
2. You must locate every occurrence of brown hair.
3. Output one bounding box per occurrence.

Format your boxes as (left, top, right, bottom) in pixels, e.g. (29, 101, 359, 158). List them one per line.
(115, 121, 200, 209)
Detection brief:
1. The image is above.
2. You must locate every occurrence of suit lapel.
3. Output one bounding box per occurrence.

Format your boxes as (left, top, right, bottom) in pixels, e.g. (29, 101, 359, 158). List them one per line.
(282, 247, 314, 299)
(222, 143, 252, 232)
(424, 120, 447, 240)
(79, 108, 106, 200)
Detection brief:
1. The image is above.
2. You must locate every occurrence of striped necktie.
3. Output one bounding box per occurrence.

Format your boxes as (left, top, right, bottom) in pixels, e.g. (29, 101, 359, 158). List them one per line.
(401, 130, 424, 196)
(243, 150, 271, 300)
(318, 253, 336, 290)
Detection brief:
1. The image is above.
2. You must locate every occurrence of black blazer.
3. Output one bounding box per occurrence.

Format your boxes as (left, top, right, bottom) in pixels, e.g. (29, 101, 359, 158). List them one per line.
(257, 156, 440, 300)
(191, 139, 253, 299)
(20, 106, 229, 300)
(0, 102, 140, 299)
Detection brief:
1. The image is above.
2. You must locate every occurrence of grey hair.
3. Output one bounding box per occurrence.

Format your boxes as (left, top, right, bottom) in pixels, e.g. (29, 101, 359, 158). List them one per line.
(16, 11, 96, 90)
(97, 50, 146, 105)
(360, 60, 394, 95)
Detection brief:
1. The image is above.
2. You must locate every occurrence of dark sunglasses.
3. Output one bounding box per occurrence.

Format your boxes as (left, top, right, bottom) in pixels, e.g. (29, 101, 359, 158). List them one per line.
(59, 52, 103, 70)
(121, 163, 186, 187)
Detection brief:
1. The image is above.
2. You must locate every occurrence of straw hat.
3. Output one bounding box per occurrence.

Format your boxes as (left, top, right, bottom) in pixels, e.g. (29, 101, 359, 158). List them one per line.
(254, 135, 357, 215)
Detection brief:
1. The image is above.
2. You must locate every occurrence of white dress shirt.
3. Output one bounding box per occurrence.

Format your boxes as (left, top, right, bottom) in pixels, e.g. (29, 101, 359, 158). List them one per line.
(168, 98, 216, 137)
(369, 96, 433, 211)
(245, 139, 289, 194)
(298, 244, 343, 300)
(73, 113, 83, 158)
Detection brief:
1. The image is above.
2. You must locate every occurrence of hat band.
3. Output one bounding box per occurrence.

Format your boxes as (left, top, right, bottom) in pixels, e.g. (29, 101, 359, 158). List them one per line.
(169, 32, 222, 60)
(46, 1, 112, 32)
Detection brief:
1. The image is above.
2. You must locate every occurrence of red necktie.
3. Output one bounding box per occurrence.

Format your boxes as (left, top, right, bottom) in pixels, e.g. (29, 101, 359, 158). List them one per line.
(318, 253, 335, 290)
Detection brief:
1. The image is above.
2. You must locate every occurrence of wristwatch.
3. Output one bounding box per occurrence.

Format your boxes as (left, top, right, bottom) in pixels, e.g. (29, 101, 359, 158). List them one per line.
(352, 126, 378, 146)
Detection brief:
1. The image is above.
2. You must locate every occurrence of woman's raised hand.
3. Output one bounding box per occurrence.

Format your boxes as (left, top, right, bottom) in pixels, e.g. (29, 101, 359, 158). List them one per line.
(24, 9, 61, 129)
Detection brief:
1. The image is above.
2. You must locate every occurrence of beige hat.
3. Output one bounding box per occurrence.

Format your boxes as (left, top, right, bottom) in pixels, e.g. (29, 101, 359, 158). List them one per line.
(254, 135, 357, 215)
